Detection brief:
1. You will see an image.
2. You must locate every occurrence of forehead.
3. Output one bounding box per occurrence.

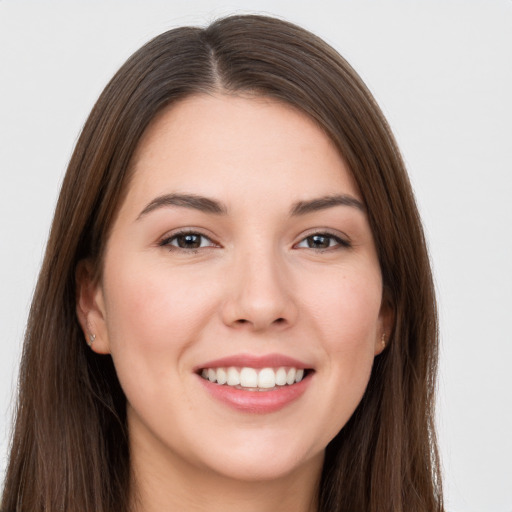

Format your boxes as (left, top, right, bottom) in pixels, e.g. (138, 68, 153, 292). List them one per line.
(124, 93, 361, 214)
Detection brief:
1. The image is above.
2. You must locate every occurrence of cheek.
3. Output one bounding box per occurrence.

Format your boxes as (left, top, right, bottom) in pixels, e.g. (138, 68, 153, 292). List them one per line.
(103, 257, 215, 349)
(100, 259, 222, 428)
(100, 257, 222, 402)
(305, 268, 382, 340)
(301, 266, 382, 394)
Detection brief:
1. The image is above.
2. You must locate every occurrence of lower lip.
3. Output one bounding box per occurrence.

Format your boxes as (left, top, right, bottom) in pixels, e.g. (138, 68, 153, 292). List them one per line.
(197, 373, 312, 414)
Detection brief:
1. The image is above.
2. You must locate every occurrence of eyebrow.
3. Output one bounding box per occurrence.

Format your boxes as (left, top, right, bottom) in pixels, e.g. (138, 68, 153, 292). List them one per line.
(290, 195, 365, 216)
(136, 192, 365, 220)
(137, 193, 227, 219)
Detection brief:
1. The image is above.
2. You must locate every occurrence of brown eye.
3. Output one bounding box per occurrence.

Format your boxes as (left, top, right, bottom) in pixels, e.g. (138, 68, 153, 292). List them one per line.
(175, 234, 202, 249)
(160, 232, 216, 250)
(296, 233, 351, 250)
(307, 235, 331, 249)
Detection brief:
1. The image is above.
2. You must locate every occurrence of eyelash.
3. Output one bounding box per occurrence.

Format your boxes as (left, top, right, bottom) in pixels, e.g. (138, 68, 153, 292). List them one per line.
(159, 230, 218, 252)
(295, 232, 351, 251)
(158, 230, 351, 252)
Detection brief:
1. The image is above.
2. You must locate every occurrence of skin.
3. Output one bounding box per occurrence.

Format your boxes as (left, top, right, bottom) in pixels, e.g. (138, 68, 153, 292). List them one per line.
(77, 94, 392, 512)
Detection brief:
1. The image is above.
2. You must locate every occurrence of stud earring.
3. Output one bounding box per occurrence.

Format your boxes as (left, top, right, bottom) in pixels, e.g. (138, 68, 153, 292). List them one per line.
(381, 332, 387, 350)
(87, 333, 96, 347)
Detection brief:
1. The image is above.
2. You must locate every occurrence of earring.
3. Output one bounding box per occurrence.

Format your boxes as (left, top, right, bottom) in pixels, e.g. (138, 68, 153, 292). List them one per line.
(381, 332, 387, 350)
(87, 333, 96, 347)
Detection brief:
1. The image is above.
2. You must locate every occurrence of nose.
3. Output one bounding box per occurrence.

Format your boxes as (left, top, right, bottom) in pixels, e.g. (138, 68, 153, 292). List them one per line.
(221, 247, 298, 332)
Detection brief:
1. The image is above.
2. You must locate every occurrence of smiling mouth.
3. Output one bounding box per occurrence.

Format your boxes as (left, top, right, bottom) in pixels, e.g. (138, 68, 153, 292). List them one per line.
(199, 366, 312, 391)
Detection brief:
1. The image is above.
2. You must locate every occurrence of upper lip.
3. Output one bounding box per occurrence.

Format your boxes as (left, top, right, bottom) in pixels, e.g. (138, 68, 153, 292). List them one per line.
(194, 353, 312, 371)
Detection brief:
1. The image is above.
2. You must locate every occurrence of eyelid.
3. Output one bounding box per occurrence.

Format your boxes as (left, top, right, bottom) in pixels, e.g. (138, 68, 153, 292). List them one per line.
(156, 227, 351, 251)
(158, 228, 221, 250)
(293, 229, 352, 250)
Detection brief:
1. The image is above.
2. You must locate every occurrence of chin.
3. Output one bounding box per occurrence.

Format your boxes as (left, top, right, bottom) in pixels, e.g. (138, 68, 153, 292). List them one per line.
(194, 431, 325, 483)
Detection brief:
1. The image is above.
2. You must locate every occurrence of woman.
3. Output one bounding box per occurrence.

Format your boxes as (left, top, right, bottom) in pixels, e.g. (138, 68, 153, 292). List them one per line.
(1, 14, 443, 512)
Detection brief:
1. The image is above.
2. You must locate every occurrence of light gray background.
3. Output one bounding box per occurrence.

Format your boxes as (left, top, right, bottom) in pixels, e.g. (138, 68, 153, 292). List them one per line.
(1, 1, 511, 511)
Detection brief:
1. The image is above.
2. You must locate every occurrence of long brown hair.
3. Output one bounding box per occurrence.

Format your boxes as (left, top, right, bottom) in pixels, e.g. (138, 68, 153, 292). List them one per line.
(2, 15, 443, 512)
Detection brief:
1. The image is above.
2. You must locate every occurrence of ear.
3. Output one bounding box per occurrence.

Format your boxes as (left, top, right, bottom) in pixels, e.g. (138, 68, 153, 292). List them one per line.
(76, 259, 111, 354)
(374, 295, 394, 356)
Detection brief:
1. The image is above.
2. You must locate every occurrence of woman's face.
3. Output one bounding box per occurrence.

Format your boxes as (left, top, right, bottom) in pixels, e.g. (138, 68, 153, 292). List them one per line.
(82, 94, 390, 483)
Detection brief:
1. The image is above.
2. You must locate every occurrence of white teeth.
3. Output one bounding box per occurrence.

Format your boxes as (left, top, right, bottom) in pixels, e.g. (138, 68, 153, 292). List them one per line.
(200, 366, 307, 389)
(240, 367, 258, 387)
(258, 368, 276, 389)
(216, 367, 227, 385)
(227, 367, 240, 386)
(275, 367, 287, 386)
(286, 368, 296, 385)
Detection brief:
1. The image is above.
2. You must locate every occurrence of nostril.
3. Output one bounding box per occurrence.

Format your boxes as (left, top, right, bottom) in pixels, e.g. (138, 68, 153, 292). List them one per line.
(230, 316, 289, 329)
